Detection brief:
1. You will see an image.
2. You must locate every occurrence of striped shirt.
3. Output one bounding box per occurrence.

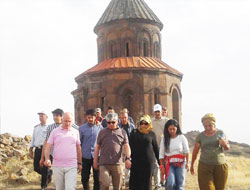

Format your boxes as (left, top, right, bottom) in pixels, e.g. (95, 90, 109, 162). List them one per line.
(45, 123, 78, 141)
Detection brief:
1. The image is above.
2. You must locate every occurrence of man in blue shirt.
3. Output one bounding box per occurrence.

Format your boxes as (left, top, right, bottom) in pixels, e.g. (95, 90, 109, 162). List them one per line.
(79, 109, 103, 190)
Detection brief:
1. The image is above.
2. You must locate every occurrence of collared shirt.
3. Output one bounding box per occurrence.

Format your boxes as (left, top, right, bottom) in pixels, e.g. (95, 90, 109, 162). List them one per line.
(45, 123, 79, 156)
(151, 117, 169, 148)
(118, 122, 135, 138)
(97, 128, 128, 165)
(79, 122, 103, 159)
(45, 123, 78, 141)
(30, 124, 48, 147)
(47, 126, 80, 167)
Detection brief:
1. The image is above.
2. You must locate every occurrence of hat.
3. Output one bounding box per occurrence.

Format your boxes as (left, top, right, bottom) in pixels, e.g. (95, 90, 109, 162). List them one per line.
(95, 108, 101, 113)
(52, 108, 64, 116)
(201, 113, 216, 125)
(37, 111, 48, 116)
(153, 104, 162, 112)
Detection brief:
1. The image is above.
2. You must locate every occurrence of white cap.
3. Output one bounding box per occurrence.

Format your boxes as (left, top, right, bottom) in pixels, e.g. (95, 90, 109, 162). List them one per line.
(37, 111, 48, 116)
(153, 104, 162, 112)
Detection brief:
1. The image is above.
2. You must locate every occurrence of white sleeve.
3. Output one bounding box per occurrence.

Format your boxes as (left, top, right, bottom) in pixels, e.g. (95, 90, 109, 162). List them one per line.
(159, 136, 165, 159)
(181, 135, 189, 154)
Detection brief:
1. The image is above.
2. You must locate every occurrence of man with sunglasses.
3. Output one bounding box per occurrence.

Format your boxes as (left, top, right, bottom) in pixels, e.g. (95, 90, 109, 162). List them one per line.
(152, 104, 169, 189)
(93, 112, 131, 190)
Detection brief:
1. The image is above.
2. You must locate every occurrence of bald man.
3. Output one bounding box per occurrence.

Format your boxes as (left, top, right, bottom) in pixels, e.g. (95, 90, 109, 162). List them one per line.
(44, 112, 82, 190)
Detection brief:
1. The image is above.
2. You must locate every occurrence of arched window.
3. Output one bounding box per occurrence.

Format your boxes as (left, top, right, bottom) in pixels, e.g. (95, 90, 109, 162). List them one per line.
(154, 88, 160, 104)
(110, 44, 115, 58)
(154, 42, 159, 58)
(172, 89, 179, 122)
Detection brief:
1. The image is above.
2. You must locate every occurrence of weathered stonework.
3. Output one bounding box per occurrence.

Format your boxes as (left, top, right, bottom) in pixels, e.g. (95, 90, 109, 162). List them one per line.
(72, 0, 183, 125)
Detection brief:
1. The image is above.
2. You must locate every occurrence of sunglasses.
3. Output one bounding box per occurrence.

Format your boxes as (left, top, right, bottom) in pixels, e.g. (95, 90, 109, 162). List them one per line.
(140, 122, 149, 125)
(107, 121, 116, 124)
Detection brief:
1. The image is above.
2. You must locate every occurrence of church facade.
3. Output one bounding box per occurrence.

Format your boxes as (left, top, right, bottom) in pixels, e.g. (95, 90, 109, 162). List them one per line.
(72, 0, 183, 125)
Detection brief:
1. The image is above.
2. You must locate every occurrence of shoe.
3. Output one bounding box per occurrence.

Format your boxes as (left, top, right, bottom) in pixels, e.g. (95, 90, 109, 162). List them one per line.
(41, 187, 46, 190)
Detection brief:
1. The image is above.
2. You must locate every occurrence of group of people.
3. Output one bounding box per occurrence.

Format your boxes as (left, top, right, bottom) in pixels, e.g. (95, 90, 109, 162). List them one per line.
(29, 105, 230, 190)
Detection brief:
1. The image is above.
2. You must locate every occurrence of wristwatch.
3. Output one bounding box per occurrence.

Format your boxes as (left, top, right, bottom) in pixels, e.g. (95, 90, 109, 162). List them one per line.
(78, 162, 82, 165)
(125, 156, 131, 161)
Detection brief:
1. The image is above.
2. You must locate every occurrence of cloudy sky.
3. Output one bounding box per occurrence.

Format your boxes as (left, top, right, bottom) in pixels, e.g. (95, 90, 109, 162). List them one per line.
(1, 0, 250, 144)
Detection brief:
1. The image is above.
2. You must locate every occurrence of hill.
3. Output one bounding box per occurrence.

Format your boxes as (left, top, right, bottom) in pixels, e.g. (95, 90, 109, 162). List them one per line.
(185, 130, 250, 158)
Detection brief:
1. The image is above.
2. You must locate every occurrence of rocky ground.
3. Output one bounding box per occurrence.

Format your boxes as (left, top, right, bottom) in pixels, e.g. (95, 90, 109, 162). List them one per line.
(1, 132, 250, 190)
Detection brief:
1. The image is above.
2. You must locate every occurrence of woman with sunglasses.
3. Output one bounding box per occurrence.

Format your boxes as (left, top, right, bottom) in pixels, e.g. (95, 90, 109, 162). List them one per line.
(159, 119, 189, 190)
(129, 115, 159, 190)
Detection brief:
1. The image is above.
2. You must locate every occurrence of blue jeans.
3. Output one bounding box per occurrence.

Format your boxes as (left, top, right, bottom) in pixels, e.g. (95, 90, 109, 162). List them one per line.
(165, 162, 186, 190)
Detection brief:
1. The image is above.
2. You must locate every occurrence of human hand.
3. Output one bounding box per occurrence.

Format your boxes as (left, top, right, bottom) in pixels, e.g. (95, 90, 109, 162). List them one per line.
(39, 158, 44, 167)
(29, 149, 33, 159)
(93, 160, 98, 170)
(44, 159, 51, 167)
(185, 163, 189, 172)
(125, 159, 131, 169)
(77, 164, 82, 173)
(190, 165, 195, 175)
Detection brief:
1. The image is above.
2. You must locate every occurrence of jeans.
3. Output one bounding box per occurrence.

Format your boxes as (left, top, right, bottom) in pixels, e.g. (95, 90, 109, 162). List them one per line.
(165, 162, 186, 190)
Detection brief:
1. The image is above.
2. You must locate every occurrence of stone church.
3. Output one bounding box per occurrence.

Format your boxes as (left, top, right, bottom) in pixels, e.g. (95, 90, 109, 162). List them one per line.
(72, 0, 183, 125)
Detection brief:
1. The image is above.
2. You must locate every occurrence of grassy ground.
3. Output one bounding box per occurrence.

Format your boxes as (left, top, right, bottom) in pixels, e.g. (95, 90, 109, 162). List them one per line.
(1, 155, 250, 190)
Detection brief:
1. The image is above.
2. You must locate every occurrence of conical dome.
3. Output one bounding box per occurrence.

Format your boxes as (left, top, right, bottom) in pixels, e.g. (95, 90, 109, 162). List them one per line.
(94, 0, 163, 33)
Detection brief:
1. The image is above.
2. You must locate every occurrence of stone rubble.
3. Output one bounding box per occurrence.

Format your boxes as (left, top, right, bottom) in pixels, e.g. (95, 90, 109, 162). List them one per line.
(0, 133, 33, 185)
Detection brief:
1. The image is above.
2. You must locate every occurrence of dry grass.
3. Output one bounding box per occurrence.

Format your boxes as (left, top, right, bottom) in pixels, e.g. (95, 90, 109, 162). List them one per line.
(1, 155, 250, 190)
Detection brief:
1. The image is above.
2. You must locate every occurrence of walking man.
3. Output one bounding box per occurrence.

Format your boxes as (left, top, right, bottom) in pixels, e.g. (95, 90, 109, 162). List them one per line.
(93, 112, 131, 190)
(29, 111, 49, 190)
(152, 104, 169, 189)
(118, 110, 135, 187)
(44, 112, 82, 190)
(79, 109, 103, 190)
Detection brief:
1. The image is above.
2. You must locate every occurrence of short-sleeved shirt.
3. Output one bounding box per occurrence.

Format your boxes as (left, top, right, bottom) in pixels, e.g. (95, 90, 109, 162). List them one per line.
(47, 126, 80, 167)
(97, 127, 128, 165)
(195, 129, 226, 165)
(79, 122, 103, 159)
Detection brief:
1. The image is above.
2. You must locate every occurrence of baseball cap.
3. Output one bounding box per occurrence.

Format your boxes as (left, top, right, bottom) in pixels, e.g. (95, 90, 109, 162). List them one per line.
(37, 111, 48, 116)
(153, 104, 162, 112)
(52, 108, 64, 116)
(95, 108, 101, 113)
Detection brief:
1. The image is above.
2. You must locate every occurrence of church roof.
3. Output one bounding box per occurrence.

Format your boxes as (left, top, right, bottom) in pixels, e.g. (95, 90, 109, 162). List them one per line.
(94, 0, 163, 32)
(76, 57, 183, 80)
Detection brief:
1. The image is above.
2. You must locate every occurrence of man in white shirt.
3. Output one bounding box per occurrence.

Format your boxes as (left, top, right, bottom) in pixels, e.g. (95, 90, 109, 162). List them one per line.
(151, 104, 169, 189)
(29, 111, 49, 190)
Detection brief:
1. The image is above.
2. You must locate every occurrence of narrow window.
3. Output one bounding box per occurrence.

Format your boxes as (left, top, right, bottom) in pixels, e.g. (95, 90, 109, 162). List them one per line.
(110, 44, 114, 58)
(126, 42, 129, 56)
(100, 97, 105, 111)
(154, 93, 158, 104)
(143, 42, 147, 56)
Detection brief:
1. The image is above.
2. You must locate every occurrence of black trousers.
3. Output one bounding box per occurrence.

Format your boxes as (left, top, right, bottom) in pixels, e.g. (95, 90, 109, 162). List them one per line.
(34, 147, 53, 188)
(81, 158, 100, 190)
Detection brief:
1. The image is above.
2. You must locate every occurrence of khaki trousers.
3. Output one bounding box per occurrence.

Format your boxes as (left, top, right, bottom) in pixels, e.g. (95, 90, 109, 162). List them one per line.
(198, 162, 228, 190)
(99, 165, 123, 190)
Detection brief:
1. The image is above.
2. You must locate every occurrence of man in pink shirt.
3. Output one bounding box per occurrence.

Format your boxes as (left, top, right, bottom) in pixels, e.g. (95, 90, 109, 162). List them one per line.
(44, 112, 82, 190)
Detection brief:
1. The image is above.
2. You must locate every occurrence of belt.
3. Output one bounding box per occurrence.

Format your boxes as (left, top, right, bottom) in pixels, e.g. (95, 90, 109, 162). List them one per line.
(36, 146, 43, 149)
